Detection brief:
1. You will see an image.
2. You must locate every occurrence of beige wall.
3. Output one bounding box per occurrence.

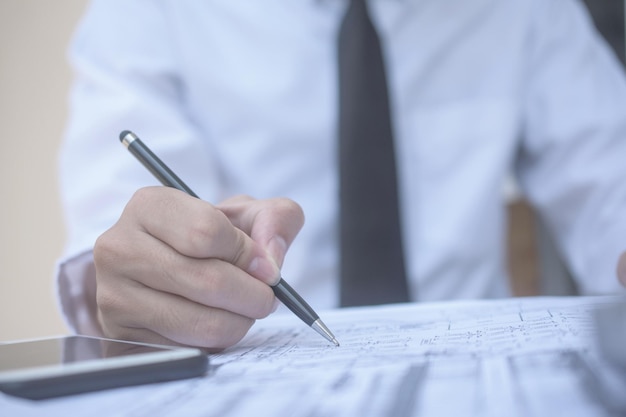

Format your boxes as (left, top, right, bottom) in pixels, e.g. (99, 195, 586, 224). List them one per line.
(0, 1, 87, 341)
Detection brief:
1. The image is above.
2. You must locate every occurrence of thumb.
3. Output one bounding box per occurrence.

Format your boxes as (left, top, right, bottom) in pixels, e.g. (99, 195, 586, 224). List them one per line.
(217, 195, 305, 269)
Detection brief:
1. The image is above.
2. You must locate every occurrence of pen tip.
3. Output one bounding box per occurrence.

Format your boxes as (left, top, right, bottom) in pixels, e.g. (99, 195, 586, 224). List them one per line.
(311, 319, 339, 347)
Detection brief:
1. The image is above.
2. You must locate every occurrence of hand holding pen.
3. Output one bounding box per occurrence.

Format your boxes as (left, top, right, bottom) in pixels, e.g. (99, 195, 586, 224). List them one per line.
(92, 130, 338, 350)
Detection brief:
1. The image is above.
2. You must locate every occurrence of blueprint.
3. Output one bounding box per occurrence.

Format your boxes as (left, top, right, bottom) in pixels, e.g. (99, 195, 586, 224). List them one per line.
(2, 296, 625, 417)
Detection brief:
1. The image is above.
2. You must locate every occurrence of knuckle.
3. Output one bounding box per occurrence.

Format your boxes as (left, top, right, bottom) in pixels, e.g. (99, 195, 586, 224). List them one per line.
(95, 285, 124, 321)
(124, 187, 155, 216)
(155, 304, 183, 335)
(203, 315, 254, 349)
(193, 268, 224, 297)
(93, 226, 136, 280)
(228, 230, 249, 267)
(129, 186, 157, 207)
(94, 230, 122, 268)
(270, 198, 305, 227)
(275, 197, 303, 215)
(227, 194, 254, 204)
(185, 208, 227, 252)
(194, 312, 253, 349)
(186, 222, 216, 250)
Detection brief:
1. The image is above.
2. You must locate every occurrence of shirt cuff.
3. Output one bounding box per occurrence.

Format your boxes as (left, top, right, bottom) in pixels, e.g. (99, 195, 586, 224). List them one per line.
(55, 250, 103, 337)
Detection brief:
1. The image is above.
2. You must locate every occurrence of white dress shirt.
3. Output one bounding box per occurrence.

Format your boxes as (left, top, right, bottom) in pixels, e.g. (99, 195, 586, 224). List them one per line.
(58, 0, 626, 334)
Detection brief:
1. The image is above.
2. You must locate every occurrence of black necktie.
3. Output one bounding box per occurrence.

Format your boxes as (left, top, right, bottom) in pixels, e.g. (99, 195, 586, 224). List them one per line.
(338, 0, 410, 306)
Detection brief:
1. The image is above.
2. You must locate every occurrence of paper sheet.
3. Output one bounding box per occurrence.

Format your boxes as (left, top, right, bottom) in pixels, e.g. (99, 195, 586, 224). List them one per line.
(1, 296, 624, 417)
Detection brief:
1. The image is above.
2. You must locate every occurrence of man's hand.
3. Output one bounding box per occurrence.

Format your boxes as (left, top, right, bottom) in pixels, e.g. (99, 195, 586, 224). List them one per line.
(93, 187, 304, 350)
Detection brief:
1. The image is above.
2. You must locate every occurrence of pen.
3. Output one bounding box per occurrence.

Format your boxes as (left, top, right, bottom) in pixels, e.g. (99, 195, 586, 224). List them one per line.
(119, 130, 339, 347)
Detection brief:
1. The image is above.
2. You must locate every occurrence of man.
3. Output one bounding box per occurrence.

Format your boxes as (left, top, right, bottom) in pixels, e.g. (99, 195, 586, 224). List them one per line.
(58, 0, 626, 349)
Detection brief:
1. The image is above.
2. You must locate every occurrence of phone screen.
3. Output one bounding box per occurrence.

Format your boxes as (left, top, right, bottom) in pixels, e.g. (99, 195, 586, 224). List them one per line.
(0, 336, 181, 372)
(0, 336, 208, 400)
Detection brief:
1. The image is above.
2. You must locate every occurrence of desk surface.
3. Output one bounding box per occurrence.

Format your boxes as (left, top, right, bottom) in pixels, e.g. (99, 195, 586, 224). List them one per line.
(2, 296, 625, 417)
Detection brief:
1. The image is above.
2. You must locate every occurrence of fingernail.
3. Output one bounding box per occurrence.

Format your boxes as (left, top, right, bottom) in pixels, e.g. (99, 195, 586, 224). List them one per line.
(248, 256, 280, 285)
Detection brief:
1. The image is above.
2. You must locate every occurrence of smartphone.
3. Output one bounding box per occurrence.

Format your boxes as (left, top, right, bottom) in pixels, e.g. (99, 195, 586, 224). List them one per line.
(0, 335, 208, 400)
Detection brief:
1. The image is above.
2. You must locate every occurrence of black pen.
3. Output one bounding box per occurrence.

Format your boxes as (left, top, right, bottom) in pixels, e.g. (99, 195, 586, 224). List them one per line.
(119, 130, 339, 346)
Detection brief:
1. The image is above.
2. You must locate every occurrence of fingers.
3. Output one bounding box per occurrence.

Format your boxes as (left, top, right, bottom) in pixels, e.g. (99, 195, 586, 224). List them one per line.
(96, 223, 276, 320)
(94, 207, 275, 348)
(93, 187, 304, 350)
(96, 279, 255, 350)
(217, 195, 305, 269)
(121, 187, 280, 283)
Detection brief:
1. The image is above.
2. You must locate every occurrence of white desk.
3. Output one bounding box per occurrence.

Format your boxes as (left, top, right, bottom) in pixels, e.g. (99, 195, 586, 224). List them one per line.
(2, 296, 625, 417)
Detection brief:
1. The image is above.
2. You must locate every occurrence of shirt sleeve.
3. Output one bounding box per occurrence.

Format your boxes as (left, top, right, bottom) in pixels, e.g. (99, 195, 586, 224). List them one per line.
(57, 0, 222, 330)
(55, 251, 101, 335)
(518, 0, 626, 294)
